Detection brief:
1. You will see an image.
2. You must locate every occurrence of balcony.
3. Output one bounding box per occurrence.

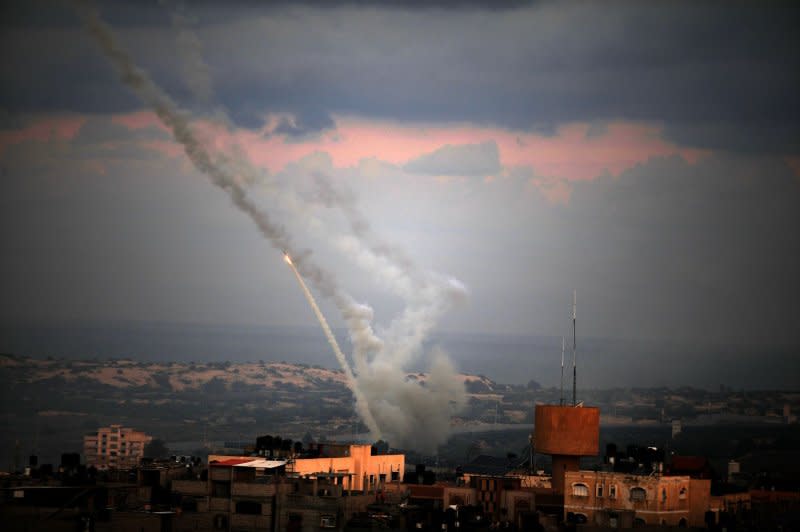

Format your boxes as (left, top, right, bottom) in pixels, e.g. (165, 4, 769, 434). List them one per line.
(209, 497, 231, 512)
(232, 482, 277, 498)
(284, 494, 340, 512)
(172, 480, 207, 497)
(231, 514, 271, 529)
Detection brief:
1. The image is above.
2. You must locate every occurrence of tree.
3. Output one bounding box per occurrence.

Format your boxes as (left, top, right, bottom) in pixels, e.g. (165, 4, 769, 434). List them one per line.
(144, 438, 170, 459)
(526, 379, 542, 391)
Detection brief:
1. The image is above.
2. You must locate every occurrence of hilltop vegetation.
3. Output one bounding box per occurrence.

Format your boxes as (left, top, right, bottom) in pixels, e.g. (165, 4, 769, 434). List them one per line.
(1, 353, 796, 470)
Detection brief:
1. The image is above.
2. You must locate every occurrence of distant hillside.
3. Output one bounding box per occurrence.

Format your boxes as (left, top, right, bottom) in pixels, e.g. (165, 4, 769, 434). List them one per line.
(3, 319, 798, 389)
(0, 353, 500, 394)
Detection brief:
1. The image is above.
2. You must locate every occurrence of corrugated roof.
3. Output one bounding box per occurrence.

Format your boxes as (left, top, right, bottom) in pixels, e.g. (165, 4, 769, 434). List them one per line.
(213, 458, 253, 466)
(233, 459, 286, 468)
(210, 457, 286, 468)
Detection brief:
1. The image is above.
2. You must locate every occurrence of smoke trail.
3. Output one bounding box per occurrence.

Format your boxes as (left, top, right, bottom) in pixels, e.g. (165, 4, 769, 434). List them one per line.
(72, 0, 376, 431)
(171, 5, 214, 105)
(284, 254, 381, 438)
(78, 1, 469, 453)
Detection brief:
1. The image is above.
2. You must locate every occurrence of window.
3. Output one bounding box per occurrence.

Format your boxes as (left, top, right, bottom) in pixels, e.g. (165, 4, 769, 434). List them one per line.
(630, 487, 647, 502)
(320, 515, 336, 528)
(235, 500, 261, 515)
(596, 484, 604, 498)
(213, 514, 228, 530)
(609, 485, 617, 498)
(679, 487, 687, 500)
(211, 481, 230, 498)
(572, 483, 589, 497)
(391, 471, 399, 482)
(180, 498, 198, 512)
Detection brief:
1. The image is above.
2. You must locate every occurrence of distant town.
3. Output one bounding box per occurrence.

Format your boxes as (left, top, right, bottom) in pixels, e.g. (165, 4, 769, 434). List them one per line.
(1, 353, 799, 530)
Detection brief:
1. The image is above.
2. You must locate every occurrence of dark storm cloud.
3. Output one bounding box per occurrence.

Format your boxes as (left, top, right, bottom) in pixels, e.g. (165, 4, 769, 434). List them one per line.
(73, 116, 169, 144)
(0, 109, 25, 130)
(2, 1, 798, 149)
(271, 108, 336, 138)
(404, 141, 500, 176)
(562, 154, 800, 346)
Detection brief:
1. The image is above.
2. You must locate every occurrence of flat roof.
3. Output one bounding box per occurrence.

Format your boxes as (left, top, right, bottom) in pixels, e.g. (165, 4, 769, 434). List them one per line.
(212, 458, 286, 468)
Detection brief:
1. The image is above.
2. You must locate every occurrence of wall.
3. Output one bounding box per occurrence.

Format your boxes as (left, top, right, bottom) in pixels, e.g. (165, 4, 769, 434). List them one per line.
(564, 471, 699, 526)
(291, 445, 404, 493)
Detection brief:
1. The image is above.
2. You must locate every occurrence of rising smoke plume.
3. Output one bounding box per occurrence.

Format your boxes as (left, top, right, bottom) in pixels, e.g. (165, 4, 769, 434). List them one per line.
(71, 0, 381, 432)
(284, 253, 381, 438)
(75, 1, 467, 453)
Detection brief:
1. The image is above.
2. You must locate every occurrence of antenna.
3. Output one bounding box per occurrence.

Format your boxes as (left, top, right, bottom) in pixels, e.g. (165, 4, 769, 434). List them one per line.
(572, 290, 577, 407)
(560, 336, 565, 406)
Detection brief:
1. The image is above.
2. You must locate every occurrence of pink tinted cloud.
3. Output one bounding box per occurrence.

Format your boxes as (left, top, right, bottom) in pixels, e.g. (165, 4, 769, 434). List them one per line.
(106, 110, 708, 186)
(111, 110, 168, 132)
(223, 115, 707, 183)
(0, 116, 86, 156)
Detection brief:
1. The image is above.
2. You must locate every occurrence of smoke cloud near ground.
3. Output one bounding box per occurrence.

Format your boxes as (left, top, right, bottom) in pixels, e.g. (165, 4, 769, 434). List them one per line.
(74, 1, 466, 453)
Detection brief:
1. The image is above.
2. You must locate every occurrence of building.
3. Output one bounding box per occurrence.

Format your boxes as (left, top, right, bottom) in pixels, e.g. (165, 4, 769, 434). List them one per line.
(563, 470, 711, 527)
(169, 443, 404, 531)
(83, 425, 152, 469)
(288, 443, 404, 492)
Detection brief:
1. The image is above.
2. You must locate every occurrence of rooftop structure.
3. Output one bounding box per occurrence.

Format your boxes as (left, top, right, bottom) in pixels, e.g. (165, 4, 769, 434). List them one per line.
(533, 404, 600, 494)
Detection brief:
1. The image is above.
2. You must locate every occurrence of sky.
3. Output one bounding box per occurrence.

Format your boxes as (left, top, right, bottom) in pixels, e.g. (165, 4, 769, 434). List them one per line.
(1, 0, 799, 359)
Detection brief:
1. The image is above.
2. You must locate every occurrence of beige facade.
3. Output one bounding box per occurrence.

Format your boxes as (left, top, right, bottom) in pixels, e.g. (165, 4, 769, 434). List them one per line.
(287, 443, 404, 493)
(172, 446, 404, 531)
(83, 424, 152, 469)
(563, 470, 707, 527)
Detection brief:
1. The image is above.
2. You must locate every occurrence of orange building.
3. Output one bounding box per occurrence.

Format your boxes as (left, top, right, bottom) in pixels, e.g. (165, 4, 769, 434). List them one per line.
(83, 424, 152, 469)
(211, 443, 404, 493)
(288, 443, 403, 492)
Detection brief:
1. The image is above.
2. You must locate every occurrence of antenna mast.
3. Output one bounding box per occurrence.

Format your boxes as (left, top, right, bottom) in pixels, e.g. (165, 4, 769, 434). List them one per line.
(560, 336, 565, 406)
(572, 290, 577, 407)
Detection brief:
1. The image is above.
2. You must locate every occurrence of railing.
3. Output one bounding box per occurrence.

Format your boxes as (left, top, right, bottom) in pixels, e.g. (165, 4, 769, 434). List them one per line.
(284, 494, 340, 511)
(208, 497, 231, 512)
(231, 482, 277, 498)
(231, 514, 271, 529)
(172, 480, 207, 496)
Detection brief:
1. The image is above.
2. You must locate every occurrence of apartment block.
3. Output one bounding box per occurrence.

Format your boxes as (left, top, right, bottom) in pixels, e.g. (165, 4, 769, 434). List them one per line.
(83, 424, 152, 469)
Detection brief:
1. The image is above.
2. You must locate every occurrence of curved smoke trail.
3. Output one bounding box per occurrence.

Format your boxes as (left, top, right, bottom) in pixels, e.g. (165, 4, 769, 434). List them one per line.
(75, 0, 468, 452)
(71, 0, 379, 432)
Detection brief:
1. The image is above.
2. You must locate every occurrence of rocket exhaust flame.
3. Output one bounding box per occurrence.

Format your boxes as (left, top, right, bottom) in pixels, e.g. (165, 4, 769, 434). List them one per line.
(284, 254, 381, 439)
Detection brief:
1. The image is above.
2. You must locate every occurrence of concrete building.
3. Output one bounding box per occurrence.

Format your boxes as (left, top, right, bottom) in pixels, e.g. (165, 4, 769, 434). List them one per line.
(287, 443, 404, 493)
(83, 425, 152, 469)
(168, 444, 404, 531)
(563, 470, 711, 527)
